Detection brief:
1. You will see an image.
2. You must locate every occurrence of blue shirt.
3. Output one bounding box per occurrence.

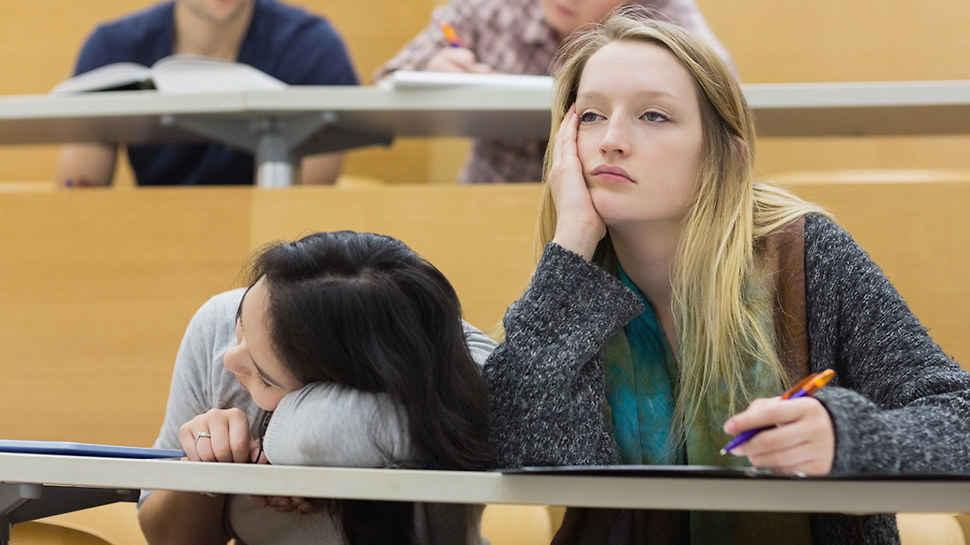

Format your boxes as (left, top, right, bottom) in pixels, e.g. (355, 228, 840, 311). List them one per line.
(73, 0, 359, 186)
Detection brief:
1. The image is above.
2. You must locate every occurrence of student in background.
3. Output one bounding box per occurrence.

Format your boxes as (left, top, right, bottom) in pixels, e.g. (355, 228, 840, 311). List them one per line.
(138, 231, 495, 545)
(484, 8, 970, 544)
(374, 0, 733, 184)
(56, 0, 357, 187)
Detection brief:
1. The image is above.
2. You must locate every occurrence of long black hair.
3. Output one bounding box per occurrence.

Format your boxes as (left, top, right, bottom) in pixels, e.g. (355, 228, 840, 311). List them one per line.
(247, 231, 493, 544)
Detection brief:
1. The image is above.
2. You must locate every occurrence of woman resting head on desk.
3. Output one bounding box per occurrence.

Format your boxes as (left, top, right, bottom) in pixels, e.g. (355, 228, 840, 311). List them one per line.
(138, 231, 495, 545)
(483, 6, 970, 545)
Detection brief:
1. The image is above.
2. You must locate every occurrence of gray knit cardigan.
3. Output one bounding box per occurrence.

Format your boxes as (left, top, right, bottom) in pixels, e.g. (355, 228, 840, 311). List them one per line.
(484, 214, 970, 545)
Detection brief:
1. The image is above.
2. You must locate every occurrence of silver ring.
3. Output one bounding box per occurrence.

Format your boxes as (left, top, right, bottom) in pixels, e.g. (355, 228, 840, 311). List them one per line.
(194, 431, 212, 443)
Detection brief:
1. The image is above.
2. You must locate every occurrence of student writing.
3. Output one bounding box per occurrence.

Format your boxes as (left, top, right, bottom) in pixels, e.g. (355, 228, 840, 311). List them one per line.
(374, 0, 734, 184)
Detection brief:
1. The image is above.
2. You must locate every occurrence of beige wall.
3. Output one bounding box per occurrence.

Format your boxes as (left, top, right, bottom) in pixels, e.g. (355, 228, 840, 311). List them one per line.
(1, 0, 969, 186)
(695, 0, 970, 181)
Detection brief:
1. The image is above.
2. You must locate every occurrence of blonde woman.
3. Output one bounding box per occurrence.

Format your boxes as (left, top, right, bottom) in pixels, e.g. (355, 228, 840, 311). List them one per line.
(483, 8, 970, 544)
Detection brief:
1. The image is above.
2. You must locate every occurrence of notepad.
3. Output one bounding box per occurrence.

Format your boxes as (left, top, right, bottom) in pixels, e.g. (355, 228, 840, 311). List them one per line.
(501, 465, 970, 481)
(50, 54, 287, 95)
(501, 464, 779, 478)
(0, 440, 184, 459)
(380, 70, 553, 91)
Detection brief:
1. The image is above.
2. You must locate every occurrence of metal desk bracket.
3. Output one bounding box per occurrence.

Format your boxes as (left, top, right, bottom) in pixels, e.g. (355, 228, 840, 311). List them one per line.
(162, 111, 393, 188)
(0, 482, 137, 545)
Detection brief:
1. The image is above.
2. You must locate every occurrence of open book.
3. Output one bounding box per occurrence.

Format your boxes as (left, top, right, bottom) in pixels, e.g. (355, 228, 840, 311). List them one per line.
(50, 54, 287, 95)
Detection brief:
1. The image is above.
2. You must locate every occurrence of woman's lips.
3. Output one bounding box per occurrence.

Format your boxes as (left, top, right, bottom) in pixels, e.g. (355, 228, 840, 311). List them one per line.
(591, 164, 635, 184)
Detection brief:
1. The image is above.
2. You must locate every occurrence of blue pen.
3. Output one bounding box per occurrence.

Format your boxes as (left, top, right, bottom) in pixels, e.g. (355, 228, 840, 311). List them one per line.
(720, 369, 835, 455)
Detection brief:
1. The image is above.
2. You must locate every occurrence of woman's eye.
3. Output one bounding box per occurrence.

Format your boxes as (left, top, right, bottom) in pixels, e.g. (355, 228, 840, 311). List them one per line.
(255, 373, 273, 389)
(578, 111, 602, 123)
(643, 111, 670, 122)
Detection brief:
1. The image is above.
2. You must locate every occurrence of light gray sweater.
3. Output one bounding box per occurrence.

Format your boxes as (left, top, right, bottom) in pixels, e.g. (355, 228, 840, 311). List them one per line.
(484, 215, 970, 544)
(141, 288, 497, 545)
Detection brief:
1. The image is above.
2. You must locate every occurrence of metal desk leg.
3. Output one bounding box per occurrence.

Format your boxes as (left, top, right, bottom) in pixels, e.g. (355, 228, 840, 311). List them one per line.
(254, 131, 293, 189)
(0, 483, 42, 545)
(161, 112, 392, 188)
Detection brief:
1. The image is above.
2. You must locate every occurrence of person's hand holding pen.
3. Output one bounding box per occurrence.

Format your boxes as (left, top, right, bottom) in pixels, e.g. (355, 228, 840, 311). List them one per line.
(426, 21, 493, 73)
(722, 369, 836, 475)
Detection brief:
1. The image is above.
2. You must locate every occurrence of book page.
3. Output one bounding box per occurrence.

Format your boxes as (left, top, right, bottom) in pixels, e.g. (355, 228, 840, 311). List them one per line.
(151, 55, 287, 93)
(50, 62, 154, 94)
(381, 70, 553, 91)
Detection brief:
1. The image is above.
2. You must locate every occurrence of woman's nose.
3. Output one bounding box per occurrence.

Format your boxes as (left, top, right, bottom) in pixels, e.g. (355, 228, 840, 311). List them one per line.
(599, 119, 630, 156)
(223, 345, 245, 374)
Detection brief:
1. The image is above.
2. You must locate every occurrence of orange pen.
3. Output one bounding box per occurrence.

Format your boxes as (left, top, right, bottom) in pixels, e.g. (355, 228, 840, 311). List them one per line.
(440, 22, 463, 48)
(721, 369, 836, 454)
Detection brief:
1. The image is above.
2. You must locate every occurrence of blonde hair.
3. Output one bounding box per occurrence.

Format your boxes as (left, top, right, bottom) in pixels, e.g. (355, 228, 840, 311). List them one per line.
(536, 7, 830, 438)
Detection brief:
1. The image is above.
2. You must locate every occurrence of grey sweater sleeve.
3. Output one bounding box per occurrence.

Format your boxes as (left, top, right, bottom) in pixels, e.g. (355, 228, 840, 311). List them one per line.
(263, 320, 497, 467)
(264, 384, 413, 467)
(484, 243, 644, 468)
(804, 214, 970, 474)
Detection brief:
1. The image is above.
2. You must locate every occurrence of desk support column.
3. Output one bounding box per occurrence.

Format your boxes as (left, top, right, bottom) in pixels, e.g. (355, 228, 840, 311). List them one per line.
(162, 112, 392, 189)
(0, 483, 42, 544)
(254, 131, 293, 189)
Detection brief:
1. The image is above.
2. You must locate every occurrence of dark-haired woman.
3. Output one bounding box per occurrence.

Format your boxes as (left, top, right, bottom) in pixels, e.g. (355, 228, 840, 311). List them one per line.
(138, 231, 495, 545)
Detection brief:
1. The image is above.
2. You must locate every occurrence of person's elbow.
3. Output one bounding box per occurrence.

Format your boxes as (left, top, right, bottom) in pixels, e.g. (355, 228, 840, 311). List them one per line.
(299, 152, 343, 185)
(56, 143, 117, 187)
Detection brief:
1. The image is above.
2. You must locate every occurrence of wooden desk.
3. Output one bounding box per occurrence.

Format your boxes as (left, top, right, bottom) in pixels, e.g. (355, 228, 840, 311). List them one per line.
(0, 81, 967, 186)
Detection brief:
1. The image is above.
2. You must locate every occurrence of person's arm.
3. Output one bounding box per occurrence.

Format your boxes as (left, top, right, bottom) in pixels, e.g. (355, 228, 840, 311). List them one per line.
(371, 0, 489, 82)
(139, 494, 229, 545)
(56, 143, 116, 187)
(484, 243, 643, 469)
(263, 321, 495, 466)
(803, 215, 970, 475)
(298, 152, 342, 185)
(138, 291, 244, 545)
(463, 319, 498, 365)
(263, 384, 411, 466)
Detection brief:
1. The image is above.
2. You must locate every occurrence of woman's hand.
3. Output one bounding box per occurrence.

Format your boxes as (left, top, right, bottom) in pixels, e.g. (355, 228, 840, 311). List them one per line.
(247, 436, 317, 514)
(550, 106, 606, 260)
(723, 397, 835, 475)
(179, 408, 253, 464)
(426, 47, 492, 73)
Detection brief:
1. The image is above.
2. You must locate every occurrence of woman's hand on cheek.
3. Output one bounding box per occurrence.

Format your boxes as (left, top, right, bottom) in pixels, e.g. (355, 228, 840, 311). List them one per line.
(550, 105, 606, 260)
(178, 408, 253, 464)
(723, 397, 835, 475)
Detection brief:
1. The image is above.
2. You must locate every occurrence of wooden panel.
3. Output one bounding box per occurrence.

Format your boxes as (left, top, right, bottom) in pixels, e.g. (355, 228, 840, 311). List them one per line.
(777, 179, 970, 369)
(0, 187, 251, 446)
(1, 180, 968, 453)
(250, 185, 541, 330)
(694, 0, 970, 179)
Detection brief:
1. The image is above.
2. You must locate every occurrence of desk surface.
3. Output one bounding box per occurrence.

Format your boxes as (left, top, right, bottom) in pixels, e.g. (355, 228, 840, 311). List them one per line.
(0, 80, 968, 146)
(2, 453, 970, 514)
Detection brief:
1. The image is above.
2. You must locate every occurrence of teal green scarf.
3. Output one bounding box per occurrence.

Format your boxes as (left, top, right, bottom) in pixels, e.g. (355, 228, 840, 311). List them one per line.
(602, 264, 812, 544)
